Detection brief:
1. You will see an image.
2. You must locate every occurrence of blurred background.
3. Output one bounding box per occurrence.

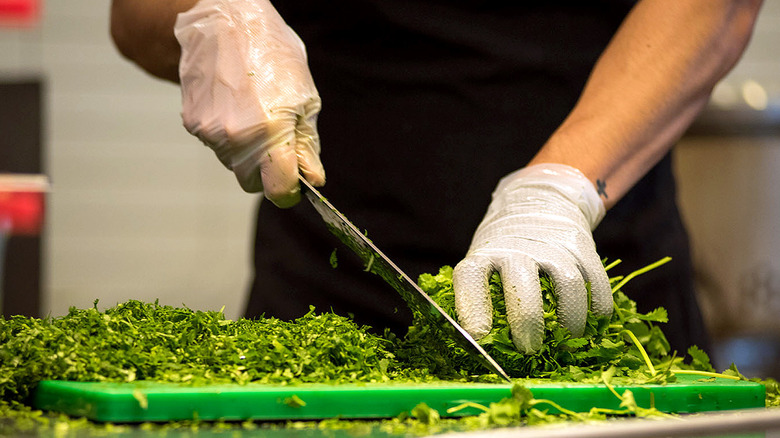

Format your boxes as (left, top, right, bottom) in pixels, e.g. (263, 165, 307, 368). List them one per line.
(0, 1, 778, 377)
(0, 1, 256, 322)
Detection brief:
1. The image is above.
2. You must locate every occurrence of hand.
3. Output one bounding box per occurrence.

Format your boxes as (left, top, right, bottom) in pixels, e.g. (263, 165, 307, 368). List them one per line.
(174, 0, 324, 207)
(453, 163, 613, 353)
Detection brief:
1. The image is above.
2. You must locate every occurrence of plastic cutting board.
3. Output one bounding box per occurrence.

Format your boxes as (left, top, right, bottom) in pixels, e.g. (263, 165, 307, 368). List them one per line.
(32, 374, 765, 423)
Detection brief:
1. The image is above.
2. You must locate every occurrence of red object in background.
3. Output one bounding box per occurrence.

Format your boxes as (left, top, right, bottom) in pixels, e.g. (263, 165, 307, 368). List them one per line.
(0, 0, 40, 27)
(0, 191, 44, 235)
(0, 175, 47, 236)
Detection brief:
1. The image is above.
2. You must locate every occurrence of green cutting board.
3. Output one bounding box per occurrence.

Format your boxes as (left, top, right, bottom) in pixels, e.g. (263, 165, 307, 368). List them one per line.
(32, 375, 765, 423)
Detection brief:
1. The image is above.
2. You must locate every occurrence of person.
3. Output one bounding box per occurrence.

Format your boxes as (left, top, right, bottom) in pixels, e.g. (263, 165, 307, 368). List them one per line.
(110, 0, 763, 355)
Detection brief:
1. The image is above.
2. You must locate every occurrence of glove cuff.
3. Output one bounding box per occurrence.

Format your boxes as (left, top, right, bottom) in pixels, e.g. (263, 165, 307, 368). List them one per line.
(495, 163, 606, 230)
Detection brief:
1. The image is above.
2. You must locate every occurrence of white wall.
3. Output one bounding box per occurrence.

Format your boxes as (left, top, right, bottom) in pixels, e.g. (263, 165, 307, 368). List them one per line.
(1, 1, 257, 319)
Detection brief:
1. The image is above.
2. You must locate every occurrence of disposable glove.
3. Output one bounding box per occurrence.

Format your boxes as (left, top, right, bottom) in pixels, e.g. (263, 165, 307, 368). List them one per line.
(453, 163, 613, 354)
(174, 0, 324, 207)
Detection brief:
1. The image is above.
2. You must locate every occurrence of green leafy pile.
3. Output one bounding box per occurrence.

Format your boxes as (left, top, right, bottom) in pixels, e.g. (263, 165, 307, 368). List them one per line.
(0, 258, 775, 435)
(0, 301, 404, 404)
(396, 258, 703, 381)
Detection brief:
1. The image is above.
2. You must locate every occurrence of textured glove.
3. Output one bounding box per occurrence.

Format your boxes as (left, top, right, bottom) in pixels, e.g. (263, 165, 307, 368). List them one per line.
(453, 163, 613, 353)
(174, 0, 324, 207)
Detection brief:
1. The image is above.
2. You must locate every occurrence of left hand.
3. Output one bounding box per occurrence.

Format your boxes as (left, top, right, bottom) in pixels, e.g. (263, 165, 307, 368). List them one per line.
(452, 163, 613, 353)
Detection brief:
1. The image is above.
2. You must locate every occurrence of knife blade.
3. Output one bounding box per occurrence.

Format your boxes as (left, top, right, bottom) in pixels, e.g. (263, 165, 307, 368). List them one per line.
(298, 176, 510, 381)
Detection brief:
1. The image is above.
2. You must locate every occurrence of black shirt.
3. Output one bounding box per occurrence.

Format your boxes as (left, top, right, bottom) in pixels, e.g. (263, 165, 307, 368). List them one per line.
(245, 0, 710, 355)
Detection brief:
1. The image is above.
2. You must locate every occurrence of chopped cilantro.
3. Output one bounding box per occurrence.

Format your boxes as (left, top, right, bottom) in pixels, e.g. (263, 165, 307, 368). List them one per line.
(329, 249, 338, 268)
(0, 258, 776, 435)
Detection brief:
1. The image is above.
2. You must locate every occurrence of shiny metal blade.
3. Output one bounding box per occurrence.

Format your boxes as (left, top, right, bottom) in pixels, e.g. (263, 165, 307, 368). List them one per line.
(299, 176, 510, 381)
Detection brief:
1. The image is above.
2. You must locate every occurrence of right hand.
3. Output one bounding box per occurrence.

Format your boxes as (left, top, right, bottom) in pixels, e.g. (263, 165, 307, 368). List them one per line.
(452, 164, 613, 354)
(174, 0, 325, 207)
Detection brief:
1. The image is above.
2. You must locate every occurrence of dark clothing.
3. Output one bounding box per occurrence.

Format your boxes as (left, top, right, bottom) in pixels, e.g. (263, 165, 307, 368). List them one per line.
(246, 1, 710, 355)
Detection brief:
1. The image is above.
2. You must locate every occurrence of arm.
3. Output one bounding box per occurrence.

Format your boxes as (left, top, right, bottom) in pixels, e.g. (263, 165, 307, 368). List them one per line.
(110, 0, 197, 82)
(453, 0, 763, 353)
(530, 0, 764, 208)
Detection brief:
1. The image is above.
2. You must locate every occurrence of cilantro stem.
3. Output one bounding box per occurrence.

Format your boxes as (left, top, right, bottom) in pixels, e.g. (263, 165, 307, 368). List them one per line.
(621, 330, 656, 375)
(446, 402, 490, 414)
(611, 257, 672, 293)
(604, 259, 622, 272)
(601, 374, 623, 401)
(591, 407, 631, 416)
(610, 275, 625, 285)
(671, 370, 741, 380)
(530, 399, 587, 420)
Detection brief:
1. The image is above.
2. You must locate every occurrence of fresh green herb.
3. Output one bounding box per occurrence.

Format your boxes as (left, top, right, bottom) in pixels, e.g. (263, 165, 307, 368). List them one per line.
(364, 253, 375, 272)
(329, 249, 338, 268)
(284, 395, 307, 408)
(687, 345, 716, 372)
(0, 258, 774, 435)
(132, 388, 148, 410)
(398, 258, 711, 384)
(410, 402, 440, 425)
(764, 379, 779, 407)
(0, 301, 404, 404)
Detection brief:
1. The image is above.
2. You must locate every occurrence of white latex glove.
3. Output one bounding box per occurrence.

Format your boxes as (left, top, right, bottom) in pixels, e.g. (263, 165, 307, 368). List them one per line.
(174, 0, 324, 207)
(453, 163, 613, 354)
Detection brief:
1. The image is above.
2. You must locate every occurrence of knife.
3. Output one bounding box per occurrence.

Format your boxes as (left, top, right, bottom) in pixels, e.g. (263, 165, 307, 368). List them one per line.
(298, 175, 511, 381)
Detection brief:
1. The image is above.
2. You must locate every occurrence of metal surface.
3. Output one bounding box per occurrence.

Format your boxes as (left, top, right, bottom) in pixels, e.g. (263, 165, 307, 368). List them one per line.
(299, 176, 510, 381)
(429, 408, 780, 438)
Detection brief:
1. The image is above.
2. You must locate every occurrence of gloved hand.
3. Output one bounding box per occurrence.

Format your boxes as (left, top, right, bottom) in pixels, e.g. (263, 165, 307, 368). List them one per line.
(174, 0, 324, 207)
(453, 163, 613, 354)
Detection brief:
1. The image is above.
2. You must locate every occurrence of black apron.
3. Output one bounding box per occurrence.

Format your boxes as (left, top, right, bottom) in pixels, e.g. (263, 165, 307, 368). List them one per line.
(245, 0, 710, 355)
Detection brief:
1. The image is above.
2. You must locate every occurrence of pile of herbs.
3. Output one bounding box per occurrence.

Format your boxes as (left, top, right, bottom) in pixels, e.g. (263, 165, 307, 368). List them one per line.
(0, 301, 413, 403)
(0, 301, 423, 434)
(397, 258, 691, 382)
(0, 258, 774, 435)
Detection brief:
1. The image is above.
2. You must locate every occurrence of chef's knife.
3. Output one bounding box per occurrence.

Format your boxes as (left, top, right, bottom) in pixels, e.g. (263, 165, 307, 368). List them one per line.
(298, 175, 511, 381)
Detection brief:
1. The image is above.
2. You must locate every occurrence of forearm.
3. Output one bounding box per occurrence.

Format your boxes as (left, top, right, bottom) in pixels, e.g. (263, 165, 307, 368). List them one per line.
(110, 0, 199, 82)
(529, 0, 762, 209)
